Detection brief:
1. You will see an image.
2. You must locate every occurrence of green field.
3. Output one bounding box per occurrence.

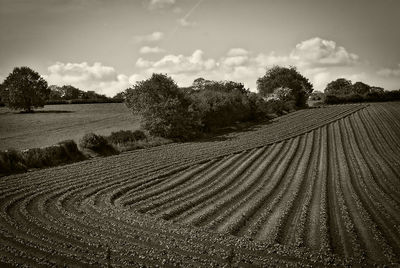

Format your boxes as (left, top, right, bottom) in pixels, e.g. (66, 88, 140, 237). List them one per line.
(0, 103, 140, 150)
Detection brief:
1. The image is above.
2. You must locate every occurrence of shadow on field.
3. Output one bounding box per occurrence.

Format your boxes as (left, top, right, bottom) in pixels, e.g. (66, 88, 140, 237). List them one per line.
(18, 110, 75, 114)
(193, 120, 273, 143)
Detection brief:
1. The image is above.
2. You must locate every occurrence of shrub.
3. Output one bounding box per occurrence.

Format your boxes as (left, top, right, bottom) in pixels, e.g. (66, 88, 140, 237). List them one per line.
(125, 73, 199, 141)
(79, 133, 108, 150)
(282, 100, 297, 112)
(79, 133, 117, 156)
(0, 140, 85, 176)
(0, 149, 26, 174)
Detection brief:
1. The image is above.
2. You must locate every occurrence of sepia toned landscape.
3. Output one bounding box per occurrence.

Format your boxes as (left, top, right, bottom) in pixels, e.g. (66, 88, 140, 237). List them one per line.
(1, 0, 399, 267)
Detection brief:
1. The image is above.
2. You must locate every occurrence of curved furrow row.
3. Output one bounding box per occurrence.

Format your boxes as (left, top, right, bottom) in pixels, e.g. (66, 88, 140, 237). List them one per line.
(182, 143, 282, 226)
(357, 108, 400, 186)
(345, 114, 400, 220)
(351, 112, 400, 204)
(155, 148, 269, 220)
(214, 136, 303, 236)
(1, 103, 400, 267)
(339, 117, 399, 263)
(279, 128, 321, 247)
(251, 132, 311, 242)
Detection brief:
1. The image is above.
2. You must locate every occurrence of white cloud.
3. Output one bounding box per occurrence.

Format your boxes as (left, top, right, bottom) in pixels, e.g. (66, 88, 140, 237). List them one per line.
(47, 62, 133, 97)
(290, 37, 359, 67)
(132, 37, 362, 92)
(227, 48, 249, 57)
(178, 17, 195, 27)
(139, 46, 165, 54)
(132, 31, 164, 43)
(377, 64, 400, 77)
(136, 50, 216, 75)
(148, 0, 175, 10)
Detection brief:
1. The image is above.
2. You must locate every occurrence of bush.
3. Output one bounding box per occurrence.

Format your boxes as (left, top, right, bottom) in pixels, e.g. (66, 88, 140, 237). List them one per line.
(0, 140, 85, 176)
(0, 149, 27, 174)
(79, 133, 108, 150)
(325, 90, 400, 104)
(79, 133, 117, 156)
(125, 74, 199, 141)
(22, 141, 85, 168)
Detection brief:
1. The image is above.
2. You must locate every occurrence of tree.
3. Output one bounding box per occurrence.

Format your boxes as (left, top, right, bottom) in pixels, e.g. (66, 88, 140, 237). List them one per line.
(60, 85, 83, 100)
(274, 87, 294, 102)
(48, 85, 63, 100)
(257, 66, 313, 107)
(125, 73, 199, 140)
(370, 86, 384, 94)
(352, 81, 371, 95)
(324, 78, 353, 95)
(0, 67, 49, 112)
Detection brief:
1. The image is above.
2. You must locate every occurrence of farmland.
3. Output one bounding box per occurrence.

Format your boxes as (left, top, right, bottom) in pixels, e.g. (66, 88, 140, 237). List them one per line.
(0, 103, 140, 150)
(0, 103, 399, 267)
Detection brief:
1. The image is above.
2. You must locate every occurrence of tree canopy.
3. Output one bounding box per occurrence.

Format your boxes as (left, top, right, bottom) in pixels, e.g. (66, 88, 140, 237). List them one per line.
(257, 66, 313, 107)
(0, 67, 49, 112)
(125, 73, 198, 140)
(324, 78, 353, 95)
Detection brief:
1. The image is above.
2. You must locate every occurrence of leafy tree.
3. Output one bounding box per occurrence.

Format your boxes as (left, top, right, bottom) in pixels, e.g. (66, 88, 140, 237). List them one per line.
(274, 87, 294, 102)
(257, 66, 313, 107)
(113, 91, 126, 100)
(48, 85, 63, 100)
(352, 81, 371, 95)
(60, 85, 83, 100)
(192, 77, 211, 91)
(0, 67, 49, 112)
(324, 78, 353, 95)
(125, 73, 199, 140)
(370, 86, 384, 94)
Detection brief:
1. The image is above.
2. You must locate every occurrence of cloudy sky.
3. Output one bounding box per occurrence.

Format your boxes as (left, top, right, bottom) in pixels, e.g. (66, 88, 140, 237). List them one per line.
(0, 0, 399, 96)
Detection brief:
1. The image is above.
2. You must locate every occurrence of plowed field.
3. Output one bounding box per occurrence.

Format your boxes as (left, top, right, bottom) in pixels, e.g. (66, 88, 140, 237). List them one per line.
(1, 103, 399, 267)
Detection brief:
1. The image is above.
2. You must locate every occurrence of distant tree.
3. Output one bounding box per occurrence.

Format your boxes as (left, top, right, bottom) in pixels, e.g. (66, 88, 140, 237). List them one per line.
(0, 67, 49, 112)
(192, 77, 210, 91)
(61, 85, 83, 100)
(352, 81, 371, 95)
(48, 85, 63, 100)
(324, 78, 353, 95)
(125, 73, 199, 140)
(257, 66, 313, 107)
(113, 91, 126, 100)
(370, 86, 384, 94)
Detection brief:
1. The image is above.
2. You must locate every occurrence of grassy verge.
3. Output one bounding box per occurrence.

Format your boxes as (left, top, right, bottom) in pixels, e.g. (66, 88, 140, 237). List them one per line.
(0, 131, 172, 177)
(0, 140, 86, 176)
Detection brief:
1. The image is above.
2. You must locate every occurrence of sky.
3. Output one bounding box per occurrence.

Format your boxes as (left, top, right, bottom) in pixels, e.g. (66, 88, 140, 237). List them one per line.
(0, 0, 399, 97)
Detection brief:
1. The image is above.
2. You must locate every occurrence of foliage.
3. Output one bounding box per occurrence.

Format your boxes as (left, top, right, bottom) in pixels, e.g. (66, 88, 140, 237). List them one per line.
(325, 90, 400, 104)
(79, 133, 108, 150)
(352, 81, 371, 95)
(324, 78, 353, 95)
(274, 87, 294, 102)
(0, 67, 50, 112)
(125, 73, 199, 140)
(257, 66, 313, 107)
(0, 140, 85, 176)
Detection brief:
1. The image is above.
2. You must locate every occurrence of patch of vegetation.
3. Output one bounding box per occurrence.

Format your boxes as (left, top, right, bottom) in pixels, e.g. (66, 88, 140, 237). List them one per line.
(79, 133, 117, 156)
(0, 67, 50, 112)
(324, 78, 400, 104)
(124, 72, 304, 141)
(0, 140, 85, 176)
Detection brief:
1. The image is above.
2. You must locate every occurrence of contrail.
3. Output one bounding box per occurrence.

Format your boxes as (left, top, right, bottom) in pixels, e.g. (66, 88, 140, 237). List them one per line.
(169, 0, 204, 38)
(181, 0, 204, 22)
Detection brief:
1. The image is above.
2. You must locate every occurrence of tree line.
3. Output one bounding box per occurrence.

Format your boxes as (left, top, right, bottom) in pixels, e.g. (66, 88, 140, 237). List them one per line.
(1, 65, 399, 140)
